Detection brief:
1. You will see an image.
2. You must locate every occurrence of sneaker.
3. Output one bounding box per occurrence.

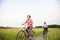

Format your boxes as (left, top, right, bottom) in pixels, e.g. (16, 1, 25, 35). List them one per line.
(29, 37, 32, 39)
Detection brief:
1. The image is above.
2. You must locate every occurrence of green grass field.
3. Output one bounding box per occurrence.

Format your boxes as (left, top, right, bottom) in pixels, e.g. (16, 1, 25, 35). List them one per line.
(0, 28, 60, 40)
(46, 28, 60, 40)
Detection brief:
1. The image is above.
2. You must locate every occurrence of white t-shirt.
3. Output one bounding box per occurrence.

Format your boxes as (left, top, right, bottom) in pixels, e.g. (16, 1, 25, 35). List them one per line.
(43, 24, 48, 28)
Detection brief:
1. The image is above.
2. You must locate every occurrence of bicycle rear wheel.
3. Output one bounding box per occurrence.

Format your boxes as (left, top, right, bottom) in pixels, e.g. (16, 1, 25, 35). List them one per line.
(16, 30, 26, 40)
(30, 31, 35, 37)
(28, 31, 35, 40)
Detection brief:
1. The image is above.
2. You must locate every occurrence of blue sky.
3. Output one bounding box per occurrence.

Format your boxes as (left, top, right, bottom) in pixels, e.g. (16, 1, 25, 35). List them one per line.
(0, 0, 60, 27)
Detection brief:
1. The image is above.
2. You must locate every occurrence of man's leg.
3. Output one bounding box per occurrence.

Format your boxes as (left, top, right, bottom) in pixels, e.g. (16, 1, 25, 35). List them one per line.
(46, 28, 48, 35)
(43, 28, 45, 35)
(43, 28, 46, 38)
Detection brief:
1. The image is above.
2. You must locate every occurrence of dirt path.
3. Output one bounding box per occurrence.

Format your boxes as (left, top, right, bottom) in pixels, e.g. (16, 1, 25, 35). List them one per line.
(31, 35, 45, 40)
(31, 32, 50, 40)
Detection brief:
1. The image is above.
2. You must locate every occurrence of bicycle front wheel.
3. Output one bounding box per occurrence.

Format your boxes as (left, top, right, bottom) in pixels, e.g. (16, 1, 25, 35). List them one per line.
(16, 30, 26, 40)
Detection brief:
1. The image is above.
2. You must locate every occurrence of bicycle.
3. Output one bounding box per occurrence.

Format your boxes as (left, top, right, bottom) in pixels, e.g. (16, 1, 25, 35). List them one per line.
(16, 25, 35, 40)
(43, 28, 48, 38)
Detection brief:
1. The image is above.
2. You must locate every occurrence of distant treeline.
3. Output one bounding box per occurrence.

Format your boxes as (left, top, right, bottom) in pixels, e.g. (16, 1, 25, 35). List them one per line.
(0, 26, 14, 29)
(35, 24, 60, 28)
(0, 24, 60, 29)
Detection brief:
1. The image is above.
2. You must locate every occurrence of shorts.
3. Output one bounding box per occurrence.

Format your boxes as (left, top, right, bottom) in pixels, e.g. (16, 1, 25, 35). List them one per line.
(26, 27, 32, 34)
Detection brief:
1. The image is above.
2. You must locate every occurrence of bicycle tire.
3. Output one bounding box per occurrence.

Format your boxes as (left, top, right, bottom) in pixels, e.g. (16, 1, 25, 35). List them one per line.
(43, 30, 48, 38)
(30, 31, 35, 37)
(16, 30, 26, 40)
